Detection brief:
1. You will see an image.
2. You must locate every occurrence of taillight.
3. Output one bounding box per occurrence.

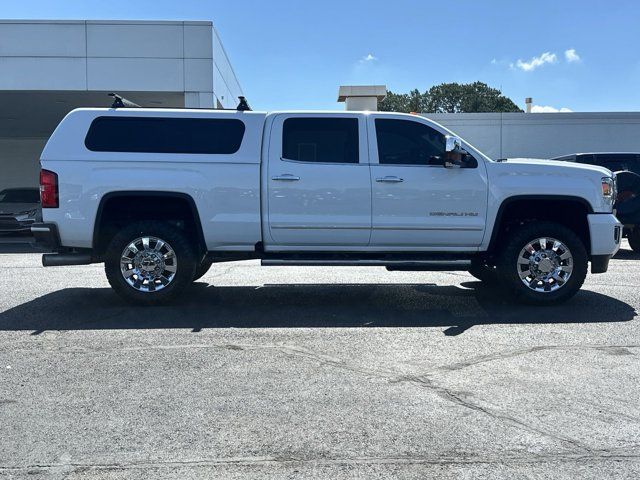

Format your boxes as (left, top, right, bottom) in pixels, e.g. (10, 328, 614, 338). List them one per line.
(40, 169, 59, 208)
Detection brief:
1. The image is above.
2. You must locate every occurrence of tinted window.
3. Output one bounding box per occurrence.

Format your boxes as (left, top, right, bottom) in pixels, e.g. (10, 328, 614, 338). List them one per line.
(282, 118, 359, 163)
(85, 117, 245, 154)
(598, 154, 638, 174)
(0, 189, 40, 203)
(375, 119, 446, 166)
(601, 161, 628, 172)
(627, 158, 640, 175)
(595, 154, 637, 163)
(578, 154, 640, 174)
(553, 155, 576, 162)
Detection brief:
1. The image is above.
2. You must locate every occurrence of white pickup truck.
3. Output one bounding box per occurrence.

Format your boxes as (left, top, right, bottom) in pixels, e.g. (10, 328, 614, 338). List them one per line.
(32, 105, 622, 305)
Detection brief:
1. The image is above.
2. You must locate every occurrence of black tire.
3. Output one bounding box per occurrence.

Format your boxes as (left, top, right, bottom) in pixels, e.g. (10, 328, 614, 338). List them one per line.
(628, 227, 640, 252)
(468, 257, 499, 284)
(193, 258, 214, 282)
(496, 221, 588, 305)
(104, 221, 197, 305)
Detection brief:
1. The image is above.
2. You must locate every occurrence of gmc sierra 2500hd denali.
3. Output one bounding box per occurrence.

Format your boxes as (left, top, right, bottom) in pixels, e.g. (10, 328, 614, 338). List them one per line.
(32, 105, 622, 305)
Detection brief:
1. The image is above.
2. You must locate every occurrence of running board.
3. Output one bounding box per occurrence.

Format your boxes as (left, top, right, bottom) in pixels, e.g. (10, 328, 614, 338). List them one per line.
(261, 259, 471, 271)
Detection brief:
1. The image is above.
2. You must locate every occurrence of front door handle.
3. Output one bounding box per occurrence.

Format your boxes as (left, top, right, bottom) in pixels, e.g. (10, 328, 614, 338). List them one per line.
(272, 174, 301, 181)
(376, 176, 404, 183)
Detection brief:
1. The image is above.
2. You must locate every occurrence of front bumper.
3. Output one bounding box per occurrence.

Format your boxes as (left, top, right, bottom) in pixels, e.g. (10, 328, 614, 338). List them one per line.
(587, 213, 622, 273)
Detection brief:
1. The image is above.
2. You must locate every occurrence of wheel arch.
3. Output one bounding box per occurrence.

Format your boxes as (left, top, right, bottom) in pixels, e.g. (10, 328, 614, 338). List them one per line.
(93, 191, 206, 257)
(488, 195, 594, 254)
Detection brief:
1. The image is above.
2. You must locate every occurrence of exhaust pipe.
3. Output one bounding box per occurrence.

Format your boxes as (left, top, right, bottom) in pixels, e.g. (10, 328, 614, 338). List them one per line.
(42, 253, 93, 267)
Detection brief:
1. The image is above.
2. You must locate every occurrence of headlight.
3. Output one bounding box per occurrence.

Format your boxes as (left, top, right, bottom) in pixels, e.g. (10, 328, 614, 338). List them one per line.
(602, 177, 615, 199)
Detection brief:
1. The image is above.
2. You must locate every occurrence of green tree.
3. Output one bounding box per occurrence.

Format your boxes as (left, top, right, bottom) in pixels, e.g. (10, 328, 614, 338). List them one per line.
(379, 81, 522, 113)
(377, 90, 410, 113)
(377, 89, 425, 113)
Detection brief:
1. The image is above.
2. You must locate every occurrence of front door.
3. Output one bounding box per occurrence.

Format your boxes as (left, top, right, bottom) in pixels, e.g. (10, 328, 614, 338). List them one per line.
(368, 115, 488, 248)
(266, 114, 371, 247)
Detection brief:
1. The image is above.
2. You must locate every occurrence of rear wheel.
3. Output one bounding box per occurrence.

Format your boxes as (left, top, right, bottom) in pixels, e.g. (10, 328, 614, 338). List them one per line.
(496, 221, 588, 305)
(105, 221, 197, 304)
(628, 227, 640, 252)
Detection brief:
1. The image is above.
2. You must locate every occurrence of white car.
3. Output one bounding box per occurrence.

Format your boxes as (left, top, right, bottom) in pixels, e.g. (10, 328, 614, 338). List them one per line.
(31, 104, 622, 305)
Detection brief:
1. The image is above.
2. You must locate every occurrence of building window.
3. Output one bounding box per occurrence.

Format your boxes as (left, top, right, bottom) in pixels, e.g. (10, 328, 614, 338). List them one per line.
(282, 118, 359, 164)
(85, 117, 245, 154)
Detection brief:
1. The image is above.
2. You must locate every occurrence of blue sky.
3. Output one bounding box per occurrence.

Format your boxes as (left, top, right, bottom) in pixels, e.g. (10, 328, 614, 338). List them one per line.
(3, 0, 640, 112)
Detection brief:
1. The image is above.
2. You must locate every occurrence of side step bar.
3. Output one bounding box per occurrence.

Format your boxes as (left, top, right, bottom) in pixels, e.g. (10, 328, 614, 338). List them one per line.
(261, 259, 471, 271)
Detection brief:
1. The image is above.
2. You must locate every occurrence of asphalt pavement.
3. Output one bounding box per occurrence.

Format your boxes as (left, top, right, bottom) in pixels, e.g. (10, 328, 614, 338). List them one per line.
(0, 243, 639, 479)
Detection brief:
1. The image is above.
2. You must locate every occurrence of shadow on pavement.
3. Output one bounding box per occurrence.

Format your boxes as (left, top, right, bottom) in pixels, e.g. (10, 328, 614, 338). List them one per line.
(0, 235, 47, 254)
(0, 281, 635, 336)
(614, 247, 640, 260)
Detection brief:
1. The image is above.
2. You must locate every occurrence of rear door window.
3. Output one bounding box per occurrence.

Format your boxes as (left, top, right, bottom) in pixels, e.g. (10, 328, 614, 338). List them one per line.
(282, 117, 359, 164)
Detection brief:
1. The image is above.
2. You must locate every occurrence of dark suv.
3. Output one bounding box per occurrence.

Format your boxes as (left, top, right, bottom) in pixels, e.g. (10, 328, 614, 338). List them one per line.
(553, 153, 640, 251)
(553, 153, 640, 174)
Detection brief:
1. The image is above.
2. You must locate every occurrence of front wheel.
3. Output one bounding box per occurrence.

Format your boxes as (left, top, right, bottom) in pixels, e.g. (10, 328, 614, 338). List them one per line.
(104, 221, 197, 305)
(496, 221, 588, 305)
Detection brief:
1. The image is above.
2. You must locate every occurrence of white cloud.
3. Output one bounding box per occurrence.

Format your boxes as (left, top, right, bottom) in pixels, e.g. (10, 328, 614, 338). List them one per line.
(514, 51, 558, 71)
(491, 58, 511, 67)
(565, 48, 581, 63)
(360, 53, 377, 63)
(531, 105, 573, 113)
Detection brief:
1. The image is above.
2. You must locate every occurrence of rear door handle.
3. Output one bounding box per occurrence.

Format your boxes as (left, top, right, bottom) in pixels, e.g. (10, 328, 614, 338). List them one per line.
(376, 176, 404, 183)
(272, 174, 300, 181)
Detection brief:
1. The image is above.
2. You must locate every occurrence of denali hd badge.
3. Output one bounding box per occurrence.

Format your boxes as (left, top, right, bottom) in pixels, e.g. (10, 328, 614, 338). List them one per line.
(429, 212, 479, 217)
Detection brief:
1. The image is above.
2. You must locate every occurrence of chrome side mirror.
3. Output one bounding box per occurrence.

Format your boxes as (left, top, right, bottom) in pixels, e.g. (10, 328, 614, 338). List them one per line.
(444, 135, 469, 169)
(445, 135, 463, 153)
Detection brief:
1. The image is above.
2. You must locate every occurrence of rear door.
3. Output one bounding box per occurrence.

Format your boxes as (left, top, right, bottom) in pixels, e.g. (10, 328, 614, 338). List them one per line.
(265, 113, 371, 247)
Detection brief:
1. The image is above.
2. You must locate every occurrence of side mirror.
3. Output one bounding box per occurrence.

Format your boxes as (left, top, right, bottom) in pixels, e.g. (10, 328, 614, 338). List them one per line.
(444, 135, 472, 169)
(445, 135, 463, 153)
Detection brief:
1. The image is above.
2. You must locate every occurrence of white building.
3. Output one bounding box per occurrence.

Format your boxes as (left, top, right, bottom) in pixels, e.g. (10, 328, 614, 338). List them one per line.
(336, 87, 640, 161)
(0, 19, 243, 190)
(338, 85, 386, 111)
(425, 112, 640, 160)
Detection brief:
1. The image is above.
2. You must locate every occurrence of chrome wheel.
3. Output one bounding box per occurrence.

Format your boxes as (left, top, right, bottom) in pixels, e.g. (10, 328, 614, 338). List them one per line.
(120, 236, 177, 292)
(517, 237, 573, 293)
